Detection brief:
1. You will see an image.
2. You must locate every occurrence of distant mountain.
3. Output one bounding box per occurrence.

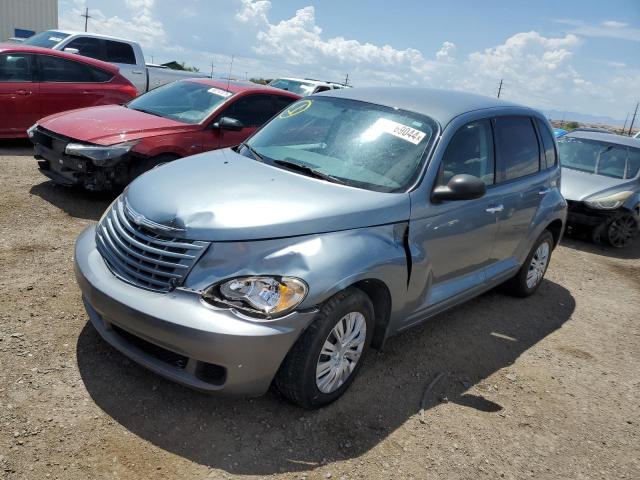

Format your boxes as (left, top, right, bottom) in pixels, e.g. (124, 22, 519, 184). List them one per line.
(542, 109, 626, 127)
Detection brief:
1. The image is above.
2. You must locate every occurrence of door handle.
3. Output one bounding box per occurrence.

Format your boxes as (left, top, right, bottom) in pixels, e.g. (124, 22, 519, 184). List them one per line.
(486, 204, 504, 213)
(538, 188, 551, 195)
(15, 89, 31, 95)
(131, 70, 144, 74)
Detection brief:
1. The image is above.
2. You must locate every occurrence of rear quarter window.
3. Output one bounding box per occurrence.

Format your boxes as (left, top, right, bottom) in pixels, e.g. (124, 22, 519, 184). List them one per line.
(536, 118, 557, 168)
(494, 116, 541, 181)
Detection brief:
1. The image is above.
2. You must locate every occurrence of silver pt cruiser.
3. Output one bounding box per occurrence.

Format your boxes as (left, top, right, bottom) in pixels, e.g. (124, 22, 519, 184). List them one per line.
(75, 88, 567, 408)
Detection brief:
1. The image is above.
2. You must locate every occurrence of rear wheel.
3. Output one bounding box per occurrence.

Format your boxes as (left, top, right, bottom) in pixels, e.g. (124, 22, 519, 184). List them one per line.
(505, 230, 554, 297)
(274, 287, 374, 409)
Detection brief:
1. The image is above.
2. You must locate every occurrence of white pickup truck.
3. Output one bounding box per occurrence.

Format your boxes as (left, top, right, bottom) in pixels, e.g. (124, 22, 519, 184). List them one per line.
(22, 30, 208, 94)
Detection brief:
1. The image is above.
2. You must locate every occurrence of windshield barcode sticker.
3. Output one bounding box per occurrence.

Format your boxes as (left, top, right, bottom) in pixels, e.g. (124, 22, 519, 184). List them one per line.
(363, 118, 427, 145)
(207, 87, 232, 97)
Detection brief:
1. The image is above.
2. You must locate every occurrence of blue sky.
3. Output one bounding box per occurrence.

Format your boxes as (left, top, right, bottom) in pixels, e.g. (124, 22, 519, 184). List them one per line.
(59, 0, 640, 121)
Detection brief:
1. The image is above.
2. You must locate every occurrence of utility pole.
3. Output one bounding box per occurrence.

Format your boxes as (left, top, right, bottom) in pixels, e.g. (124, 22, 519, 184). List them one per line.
(81, 7, 92, 32)
(497, 79, 503, 98)
(226, 55, 234, 90)
(628, 101, 639, 136)
(150, 54, 154, 64)
(344, 73, 349, 86)
(210, 61, 215, 78)
(621, 113, 629, 135)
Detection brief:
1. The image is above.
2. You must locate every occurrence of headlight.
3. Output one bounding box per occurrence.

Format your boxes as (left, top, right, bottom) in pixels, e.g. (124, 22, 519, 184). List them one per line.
(65, 140, 139, 165)
(203, 276, 308, 319)
(27, 124, 37, 139)
(585, 191, 634, 210)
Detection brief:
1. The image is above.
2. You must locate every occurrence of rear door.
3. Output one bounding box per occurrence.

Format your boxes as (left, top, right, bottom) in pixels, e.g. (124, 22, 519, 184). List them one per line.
(487, 115, 548, 280)
(214, 94, 296, 148)
(0, 52, 40, 137)
(36, 54, 113, 117)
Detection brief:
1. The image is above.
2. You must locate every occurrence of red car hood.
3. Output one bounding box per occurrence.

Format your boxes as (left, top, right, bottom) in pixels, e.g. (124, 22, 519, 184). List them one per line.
(38, 105, 199, 145)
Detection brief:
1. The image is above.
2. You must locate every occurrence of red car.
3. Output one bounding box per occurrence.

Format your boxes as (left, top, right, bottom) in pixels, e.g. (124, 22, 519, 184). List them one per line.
(0, 44, 137, 139)
(30, 79, 301, 191)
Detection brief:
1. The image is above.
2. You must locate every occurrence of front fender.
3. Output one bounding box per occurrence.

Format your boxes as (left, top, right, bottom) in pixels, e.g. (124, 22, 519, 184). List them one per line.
(184, 223, 409, 315)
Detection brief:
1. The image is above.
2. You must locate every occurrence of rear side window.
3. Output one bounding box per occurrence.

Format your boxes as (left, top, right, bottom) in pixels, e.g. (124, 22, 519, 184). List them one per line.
(0, 53, 34, 82)
(224, 95, 280, 127)
(38, 55, 112, 83)
(536, 118, 557, 168)
(494, 116, 540, 181)
(439, 119, 495, 186)
(65, 37, 104, 60)
(105, 41, 136, 64)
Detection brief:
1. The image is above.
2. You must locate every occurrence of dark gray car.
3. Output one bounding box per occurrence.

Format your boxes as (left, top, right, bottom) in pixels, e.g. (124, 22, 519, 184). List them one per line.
(559, 131, 640, 247)
(74, 88, 567, 408)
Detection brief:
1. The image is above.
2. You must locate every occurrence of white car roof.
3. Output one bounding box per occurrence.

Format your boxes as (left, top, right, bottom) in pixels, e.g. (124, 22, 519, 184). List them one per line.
(51, 30, 134, 44)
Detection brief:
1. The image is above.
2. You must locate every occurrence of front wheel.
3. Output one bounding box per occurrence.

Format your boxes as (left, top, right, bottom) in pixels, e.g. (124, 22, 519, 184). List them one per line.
(274, 287, 374, 409)
(505, 230, 554, 297)
(606, 213, 638, 248)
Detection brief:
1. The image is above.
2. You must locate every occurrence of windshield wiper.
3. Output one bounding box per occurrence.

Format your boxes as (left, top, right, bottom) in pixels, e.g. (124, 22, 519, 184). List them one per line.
(274, 159, 347, 185)
(240, 143, 264, 162)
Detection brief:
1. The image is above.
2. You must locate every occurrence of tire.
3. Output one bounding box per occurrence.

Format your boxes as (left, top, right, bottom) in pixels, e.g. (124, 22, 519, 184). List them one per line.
(605, 213, 638, 248)
(129, 154, 179, 182)
(274, 287, 374, 409)
(504, 230, 554, 298)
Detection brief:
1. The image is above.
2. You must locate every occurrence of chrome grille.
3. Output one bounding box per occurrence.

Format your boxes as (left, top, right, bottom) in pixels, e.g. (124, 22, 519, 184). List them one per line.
(95, 198, 209, 292)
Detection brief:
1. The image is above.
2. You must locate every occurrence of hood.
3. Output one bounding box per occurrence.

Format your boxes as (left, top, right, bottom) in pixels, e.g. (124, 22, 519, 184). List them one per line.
(124, 149, 410, 241)
(560, 167, 637, 202)
(39, 105, 198, 145)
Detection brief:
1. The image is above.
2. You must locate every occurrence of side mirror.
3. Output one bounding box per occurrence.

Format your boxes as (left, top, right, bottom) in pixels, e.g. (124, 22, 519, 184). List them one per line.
(432, 174, 486, 202)
(63, 47, 79, 54)
(214, 117, 244, 131)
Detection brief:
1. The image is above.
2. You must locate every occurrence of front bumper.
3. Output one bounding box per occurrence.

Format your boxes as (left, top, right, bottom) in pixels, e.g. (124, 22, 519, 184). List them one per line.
(566, 200, 617, 227)
(74, 225, 316, 395)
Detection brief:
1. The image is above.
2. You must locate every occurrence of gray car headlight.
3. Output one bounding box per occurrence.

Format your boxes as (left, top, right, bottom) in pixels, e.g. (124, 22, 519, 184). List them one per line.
(65, 140, 139, 165)
(585, 190, 633, 210)
(27, 123, 37, 139)
(203, 276, 308, 318)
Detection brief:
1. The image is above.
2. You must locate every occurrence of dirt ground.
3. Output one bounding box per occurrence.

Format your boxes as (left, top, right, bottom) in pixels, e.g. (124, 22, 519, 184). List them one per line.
(1, 141, 639, 480)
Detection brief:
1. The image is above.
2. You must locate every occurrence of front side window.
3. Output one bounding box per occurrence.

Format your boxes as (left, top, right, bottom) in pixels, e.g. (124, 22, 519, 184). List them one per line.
(0, 53, 34, 82)
(65, 37, 104, 60)
(22, 30, 70, 48)
(222, 95, 282, 127)
(127, 81, 232, 124)
(38, 55, 102, 83)
(105, 41, 136, 64)
(439, 119, 494, 186)
(536, 118, 557, 168)
(495, 116, 540, 181)
(244, 97, 437, 192)
(558, 137, 640, 179)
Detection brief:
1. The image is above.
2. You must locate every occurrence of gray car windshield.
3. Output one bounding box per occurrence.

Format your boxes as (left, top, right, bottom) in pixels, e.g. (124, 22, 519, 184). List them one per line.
(22, 31, 70, 48)
(269, 79, 316, 96)
(244, 97, 437, 192)
(127, 81, 232, 124)
(559, 137, 640, 179)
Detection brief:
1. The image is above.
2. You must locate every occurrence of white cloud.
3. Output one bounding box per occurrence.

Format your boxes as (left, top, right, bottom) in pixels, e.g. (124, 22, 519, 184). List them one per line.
(557, 19, 640, 42)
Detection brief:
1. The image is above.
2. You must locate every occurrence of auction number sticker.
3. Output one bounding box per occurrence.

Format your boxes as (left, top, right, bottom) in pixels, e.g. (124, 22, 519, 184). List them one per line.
(208, 87, 232, 97)
(372, 118, 427, 145)
(279, 100, 312, 119)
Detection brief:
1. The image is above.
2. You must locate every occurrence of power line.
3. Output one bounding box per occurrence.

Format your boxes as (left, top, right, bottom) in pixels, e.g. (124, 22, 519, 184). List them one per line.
(81, 7, 92, 32)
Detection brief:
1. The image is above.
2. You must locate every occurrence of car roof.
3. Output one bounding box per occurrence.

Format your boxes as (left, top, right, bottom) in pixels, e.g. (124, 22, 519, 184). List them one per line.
(184, 78, 301, 97)
(40, 29, 134, 43)
(0, 42, 120, 74)
(316, 87, 529, 126)
(564, 130, 640, 148)
(276, 77, 331, 86)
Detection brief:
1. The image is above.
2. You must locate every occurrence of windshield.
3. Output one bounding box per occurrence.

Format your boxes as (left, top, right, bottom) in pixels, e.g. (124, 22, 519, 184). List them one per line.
(244, 97, 437, 192)
(127, 81, 232, 124)
(268, 79, 316, 96)
(22, 31, 70, 48)
(558, 137, 640, 179)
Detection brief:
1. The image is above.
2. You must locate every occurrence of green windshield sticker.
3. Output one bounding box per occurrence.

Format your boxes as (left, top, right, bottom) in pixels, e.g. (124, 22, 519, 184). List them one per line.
(279, 100, 313, 119)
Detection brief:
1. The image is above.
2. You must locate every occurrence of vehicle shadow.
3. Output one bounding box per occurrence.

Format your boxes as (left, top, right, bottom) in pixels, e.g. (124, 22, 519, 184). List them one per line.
(561, 231, 640, 260)
(76, 280, 575, 475)
(29, 181, 116, 221)
(0, 139, 34, 156)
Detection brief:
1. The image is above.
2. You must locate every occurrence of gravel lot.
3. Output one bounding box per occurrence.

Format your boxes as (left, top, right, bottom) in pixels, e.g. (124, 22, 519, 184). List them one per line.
(1, 141, 639, 480)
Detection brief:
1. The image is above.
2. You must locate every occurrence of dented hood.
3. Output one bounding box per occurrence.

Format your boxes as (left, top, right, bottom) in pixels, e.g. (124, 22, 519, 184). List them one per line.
(38, 105, 198, 145)
(124, 149, 410, 241)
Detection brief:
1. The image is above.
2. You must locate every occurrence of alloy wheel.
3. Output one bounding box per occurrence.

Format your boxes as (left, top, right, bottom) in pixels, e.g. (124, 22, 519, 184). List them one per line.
(607, 215, 638, 248)
(315, 312, 367, 394)
(526, 242, 550, 289)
